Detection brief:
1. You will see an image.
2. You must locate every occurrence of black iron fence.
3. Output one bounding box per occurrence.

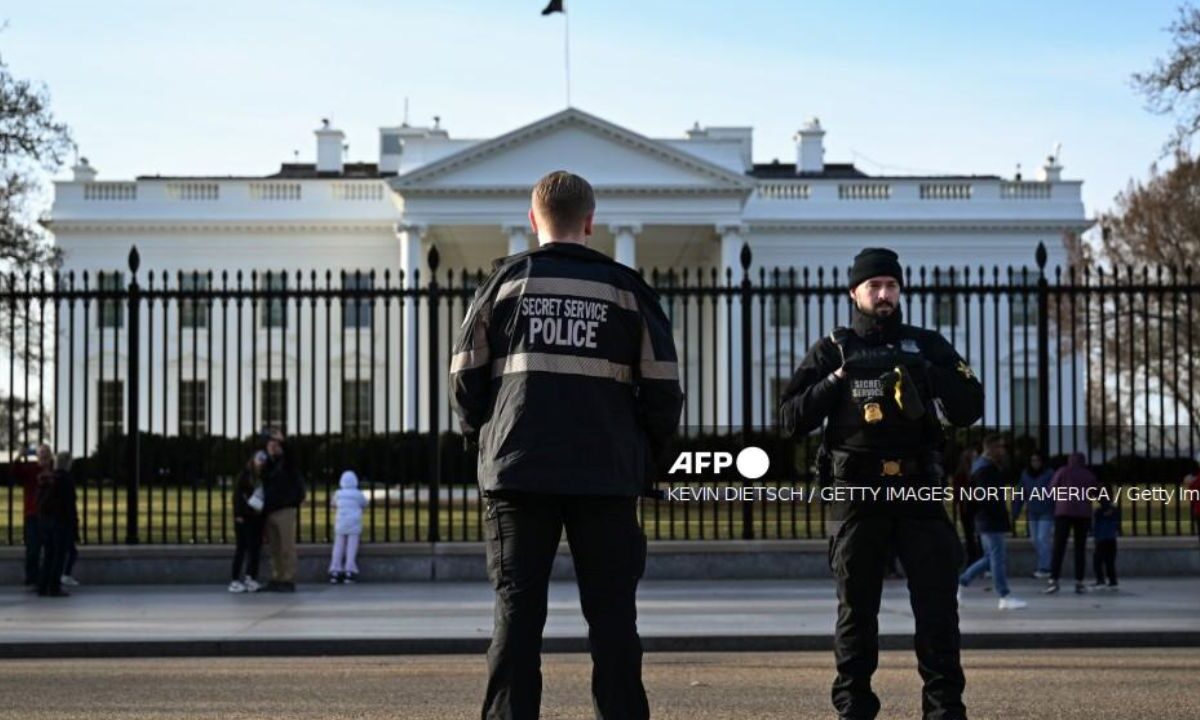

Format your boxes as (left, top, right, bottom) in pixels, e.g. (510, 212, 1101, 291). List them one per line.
(2, 242, 1197, 544)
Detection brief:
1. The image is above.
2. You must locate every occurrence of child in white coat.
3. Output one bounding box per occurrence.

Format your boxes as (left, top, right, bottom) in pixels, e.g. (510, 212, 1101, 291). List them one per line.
(329, 470, 369, 584)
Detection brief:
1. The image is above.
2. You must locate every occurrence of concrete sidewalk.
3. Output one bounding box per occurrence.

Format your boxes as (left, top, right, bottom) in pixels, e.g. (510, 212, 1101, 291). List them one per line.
(4, 536, 1199, 584)
(2, 576, 1198, 658)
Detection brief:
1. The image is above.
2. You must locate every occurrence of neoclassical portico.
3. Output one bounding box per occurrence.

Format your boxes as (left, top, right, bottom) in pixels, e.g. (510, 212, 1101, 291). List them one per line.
(389, 108, 754, 276)
(387, 109, 757, 429)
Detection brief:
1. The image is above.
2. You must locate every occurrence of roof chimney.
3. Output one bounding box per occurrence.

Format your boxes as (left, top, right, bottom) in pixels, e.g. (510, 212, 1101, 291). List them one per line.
(795, 118, 825, 174)
(72, 157, 97, 182)
(315, 118, 345, 174)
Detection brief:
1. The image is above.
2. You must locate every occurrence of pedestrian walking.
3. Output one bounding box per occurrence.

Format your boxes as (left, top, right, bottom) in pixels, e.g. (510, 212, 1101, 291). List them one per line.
(958, 435, 1027, 610)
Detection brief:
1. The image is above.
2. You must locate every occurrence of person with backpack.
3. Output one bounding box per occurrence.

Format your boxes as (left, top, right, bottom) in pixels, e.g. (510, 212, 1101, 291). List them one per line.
(958, 434, 1027, 610)
(261, 429, 305, 592)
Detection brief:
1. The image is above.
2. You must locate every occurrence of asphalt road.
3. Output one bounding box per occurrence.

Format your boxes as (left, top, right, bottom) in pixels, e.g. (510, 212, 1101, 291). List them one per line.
(0, 648, 1196, 719)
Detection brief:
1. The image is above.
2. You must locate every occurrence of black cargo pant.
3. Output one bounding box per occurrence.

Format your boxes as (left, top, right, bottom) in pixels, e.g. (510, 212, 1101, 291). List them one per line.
(481, 491, 648, 720)
(828, 498, 966, 720)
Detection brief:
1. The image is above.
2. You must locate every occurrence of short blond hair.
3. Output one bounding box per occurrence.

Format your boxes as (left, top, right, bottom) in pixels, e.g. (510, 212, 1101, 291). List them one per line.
(531, 171, 595, 237)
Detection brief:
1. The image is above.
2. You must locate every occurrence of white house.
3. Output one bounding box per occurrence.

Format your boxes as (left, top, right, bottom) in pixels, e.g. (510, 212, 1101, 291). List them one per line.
(46, 108, 1092, 453)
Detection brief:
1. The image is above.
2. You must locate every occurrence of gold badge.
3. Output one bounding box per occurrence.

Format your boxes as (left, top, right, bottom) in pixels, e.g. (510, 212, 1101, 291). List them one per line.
(863, 402, 883, 424)
(881, 460, 902, 477)
(956, 361, 975, 380)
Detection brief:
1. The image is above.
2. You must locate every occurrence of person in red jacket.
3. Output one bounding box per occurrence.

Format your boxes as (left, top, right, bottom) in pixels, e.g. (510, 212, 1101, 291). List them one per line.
(1186, 456, 1200, 549)
(19, 444, 53, 587)
(36, 452, 76, 597)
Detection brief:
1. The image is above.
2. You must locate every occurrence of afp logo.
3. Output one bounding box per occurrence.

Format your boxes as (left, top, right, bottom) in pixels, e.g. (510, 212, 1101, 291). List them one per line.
(667, 446, 770, 480)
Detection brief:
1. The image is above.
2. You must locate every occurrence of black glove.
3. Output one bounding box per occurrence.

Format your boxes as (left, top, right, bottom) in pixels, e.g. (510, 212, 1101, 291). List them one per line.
(842, 347, 903, 374)
(879, 366, 926, 420)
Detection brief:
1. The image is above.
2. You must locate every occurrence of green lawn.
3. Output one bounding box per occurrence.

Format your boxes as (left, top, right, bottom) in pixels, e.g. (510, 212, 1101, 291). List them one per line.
(1, 485, 483, 544)
(1, 484, 1194, 545)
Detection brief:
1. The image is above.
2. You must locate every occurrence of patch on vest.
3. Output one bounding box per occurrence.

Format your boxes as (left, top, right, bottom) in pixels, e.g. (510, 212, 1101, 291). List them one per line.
(956, 360, 975, 380)
(850, 378, 884, 399)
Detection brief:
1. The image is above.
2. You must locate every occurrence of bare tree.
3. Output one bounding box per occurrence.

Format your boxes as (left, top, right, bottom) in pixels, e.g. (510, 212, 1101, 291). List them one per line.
(0, 392, 47, 457)
(1, 38, 70, 273)
(1091, 156, 1200, 451)
(1134, 3, 1200, 154)
(0, 36, 72, 446)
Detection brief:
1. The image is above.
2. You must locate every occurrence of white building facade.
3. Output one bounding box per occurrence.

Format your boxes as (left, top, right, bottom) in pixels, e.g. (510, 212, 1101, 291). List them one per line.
(46, 109, 1091, 452)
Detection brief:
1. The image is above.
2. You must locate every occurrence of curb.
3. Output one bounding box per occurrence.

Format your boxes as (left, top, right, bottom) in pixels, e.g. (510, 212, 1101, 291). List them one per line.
(4, 632, 1199, 659)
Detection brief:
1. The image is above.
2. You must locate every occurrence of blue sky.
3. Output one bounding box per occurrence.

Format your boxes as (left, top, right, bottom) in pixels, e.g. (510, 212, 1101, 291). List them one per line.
(2, 0, 1185, 216)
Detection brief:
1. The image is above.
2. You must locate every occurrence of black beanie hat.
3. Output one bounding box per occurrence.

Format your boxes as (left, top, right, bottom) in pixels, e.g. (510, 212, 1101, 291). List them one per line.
(848, 248, 903, 289)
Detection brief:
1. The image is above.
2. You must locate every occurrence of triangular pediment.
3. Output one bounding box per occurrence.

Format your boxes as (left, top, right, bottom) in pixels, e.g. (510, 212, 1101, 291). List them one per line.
(391, 108, 753, 193)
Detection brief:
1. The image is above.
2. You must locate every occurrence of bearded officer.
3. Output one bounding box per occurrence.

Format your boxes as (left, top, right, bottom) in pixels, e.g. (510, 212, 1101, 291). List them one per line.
(778, 247, 983, 720)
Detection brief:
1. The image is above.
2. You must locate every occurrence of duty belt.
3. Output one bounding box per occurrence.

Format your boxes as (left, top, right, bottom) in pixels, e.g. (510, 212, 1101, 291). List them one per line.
(831, 451, 924, 480)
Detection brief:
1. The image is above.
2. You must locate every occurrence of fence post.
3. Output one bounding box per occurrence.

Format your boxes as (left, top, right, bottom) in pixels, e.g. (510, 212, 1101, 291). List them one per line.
(739, 242, 754, 540)
(426, 245, 441, 543)
(125, 246, 141, 545)
(1035, 242, 1051, 456)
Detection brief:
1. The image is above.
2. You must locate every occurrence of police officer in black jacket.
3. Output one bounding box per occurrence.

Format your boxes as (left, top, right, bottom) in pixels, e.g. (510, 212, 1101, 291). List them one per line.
(451, 171, 683, 720)
(779, 248, 983, 720)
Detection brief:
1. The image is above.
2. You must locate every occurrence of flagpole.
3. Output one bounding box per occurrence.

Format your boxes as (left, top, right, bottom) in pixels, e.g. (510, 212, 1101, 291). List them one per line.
(564, 7, 571, 107)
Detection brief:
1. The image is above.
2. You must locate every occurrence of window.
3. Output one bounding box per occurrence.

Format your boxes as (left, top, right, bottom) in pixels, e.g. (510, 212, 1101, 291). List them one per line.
(99, 380, 124, 443)
(98, 272, 124, 329)
(179, 272, 211, 329)
(933, 267, 958, 327)
(342, 379, 373, 436)
(261, 380, 287, 433)
(1011, 377, 1040, 432)
(1011, 268, 1038, 327)
(342, 272, 374, 329)
(179, 380, 208, 437)
(261, 271, 287, 329)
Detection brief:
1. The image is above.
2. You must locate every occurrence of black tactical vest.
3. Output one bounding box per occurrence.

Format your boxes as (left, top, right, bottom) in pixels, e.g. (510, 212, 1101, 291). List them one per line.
(825, 325, 943, 458)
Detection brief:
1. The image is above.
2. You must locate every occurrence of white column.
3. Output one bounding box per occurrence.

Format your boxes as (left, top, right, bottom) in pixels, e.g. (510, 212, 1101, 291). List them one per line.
(397, 222, 426, 431)
(716, 223, 747, 429)
(503, 224, 530, 256)
(610, 222, 641, 269)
